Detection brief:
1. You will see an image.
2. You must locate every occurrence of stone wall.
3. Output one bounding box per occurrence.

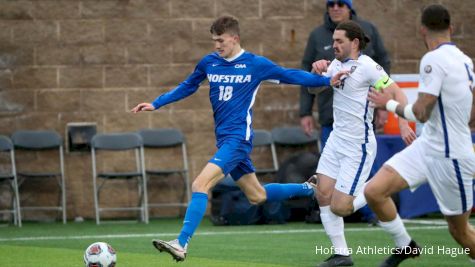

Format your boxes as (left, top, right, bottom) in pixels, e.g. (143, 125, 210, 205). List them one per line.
(0, 0, 473, 220)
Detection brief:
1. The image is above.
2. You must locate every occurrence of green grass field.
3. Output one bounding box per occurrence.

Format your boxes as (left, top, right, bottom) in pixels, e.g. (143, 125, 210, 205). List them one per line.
(0, 218, 472, 267)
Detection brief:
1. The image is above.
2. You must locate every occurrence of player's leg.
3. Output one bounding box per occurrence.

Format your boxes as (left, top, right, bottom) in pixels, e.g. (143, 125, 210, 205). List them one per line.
(365, 166, 421, 267)
(330, 137, 376, 217)
(177, 163, 224, 245)
(426, 157, 475, 261)
(153, 139, 245, 261)
(233, 157, 315, 205)
(317, 174, 355, 267)
(235, 172, 266, 205)
(365, 165, 412, 241)
(329, 190, 356, 217)
(313, 134, 353, 266)
(365, 140, 427, 267)
(153, 163, 224, 261)
(446, 212, 475, 259)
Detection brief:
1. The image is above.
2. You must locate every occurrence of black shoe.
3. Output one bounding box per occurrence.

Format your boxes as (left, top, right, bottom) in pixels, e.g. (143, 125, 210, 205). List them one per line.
(379, 240, 420, 267)
(317, 254, 354, 267)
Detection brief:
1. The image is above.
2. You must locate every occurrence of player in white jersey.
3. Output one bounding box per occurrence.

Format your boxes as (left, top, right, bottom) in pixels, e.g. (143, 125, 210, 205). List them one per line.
(366, 4, 475, 267)
(309, 21, 416, 267)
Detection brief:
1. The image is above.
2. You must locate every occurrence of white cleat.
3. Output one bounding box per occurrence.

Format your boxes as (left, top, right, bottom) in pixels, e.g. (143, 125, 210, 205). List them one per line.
(152, 239, 187, 262)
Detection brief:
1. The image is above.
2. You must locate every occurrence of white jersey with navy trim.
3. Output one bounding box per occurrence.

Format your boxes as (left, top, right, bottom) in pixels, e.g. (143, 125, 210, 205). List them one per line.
(151, 50, 330, 144)
(418, 43, 474, 159)
(326, 54, 390, 143)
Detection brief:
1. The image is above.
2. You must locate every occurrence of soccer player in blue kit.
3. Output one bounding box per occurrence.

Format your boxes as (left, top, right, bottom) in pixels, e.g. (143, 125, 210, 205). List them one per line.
(131, 16, 347, 262)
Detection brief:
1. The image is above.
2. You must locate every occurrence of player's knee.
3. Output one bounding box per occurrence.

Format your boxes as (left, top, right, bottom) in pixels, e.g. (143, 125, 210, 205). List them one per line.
(364, 182, 389, 204)
(330, 203, 353, 217)
(364, 183, 378, 203)
(247, 191, 266, 205)
(191, 178, 208, 193)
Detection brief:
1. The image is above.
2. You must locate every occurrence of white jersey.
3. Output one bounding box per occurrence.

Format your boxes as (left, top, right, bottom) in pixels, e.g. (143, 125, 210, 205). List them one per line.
(326, 54, 391, 143)
(418, 43, 474, 159)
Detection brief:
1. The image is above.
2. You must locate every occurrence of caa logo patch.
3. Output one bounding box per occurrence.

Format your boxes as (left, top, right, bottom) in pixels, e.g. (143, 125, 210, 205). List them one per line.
(376, 65, 383, 71)
(424, 65, 432, 73)
(235, 64, 246, 68)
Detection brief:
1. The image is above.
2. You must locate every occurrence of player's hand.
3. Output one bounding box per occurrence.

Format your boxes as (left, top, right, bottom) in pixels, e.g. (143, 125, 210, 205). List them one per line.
(312, 60, 330, 74)
(400, 123, 417, 146)
(368, 87, 392, 109)
(131, 103, 155, 113)
(300, 116, 315, 137)
(330, 70, 349, 87)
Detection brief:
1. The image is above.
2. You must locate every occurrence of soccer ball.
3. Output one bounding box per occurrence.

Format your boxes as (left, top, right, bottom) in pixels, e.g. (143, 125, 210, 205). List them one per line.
(83, 242, 117, 267)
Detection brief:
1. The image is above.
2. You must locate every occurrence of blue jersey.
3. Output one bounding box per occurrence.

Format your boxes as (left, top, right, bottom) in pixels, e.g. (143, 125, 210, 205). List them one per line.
(152, 50, 330, 144)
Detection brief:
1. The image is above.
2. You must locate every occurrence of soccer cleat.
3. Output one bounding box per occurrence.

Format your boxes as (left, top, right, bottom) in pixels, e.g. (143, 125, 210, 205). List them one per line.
(378, 240, 421, 267)
(317, 254, 354, 267)
(152, 239, 187, 262)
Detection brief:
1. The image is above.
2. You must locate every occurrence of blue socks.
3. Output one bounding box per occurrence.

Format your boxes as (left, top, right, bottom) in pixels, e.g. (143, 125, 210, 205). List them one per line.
(177, 192, 208, 248)
(176, 184, 313, 247)
(264, 183, 314, 202)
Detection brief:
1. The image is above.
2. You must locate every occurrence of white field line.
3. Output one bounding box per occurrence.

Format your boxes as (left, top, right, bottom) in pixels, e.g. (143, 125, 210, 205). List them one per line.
(0, 225, 447, 242)
(402, 219, 448, 225)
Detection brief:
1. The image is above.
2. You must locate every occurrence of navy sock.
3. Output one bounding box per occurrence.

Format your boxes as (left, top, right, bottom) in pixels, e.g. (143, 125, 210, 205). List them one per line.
(264, 183, 314, 202)
(177, 192, 208, 247)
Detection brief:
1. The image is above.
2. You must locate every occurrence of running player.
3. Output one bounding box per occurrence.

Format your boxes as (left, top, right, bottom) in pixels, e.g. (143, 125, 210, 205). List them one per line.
(309, 20, 415, 267)
(131, 16, 347, 262)
(365, 4, 475, 267)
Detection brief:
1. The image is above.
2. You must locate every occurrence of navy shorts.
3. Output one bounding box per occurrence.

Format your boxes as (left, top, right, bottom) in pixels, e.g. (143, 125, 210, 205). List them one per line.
(209, 138, 256, 181)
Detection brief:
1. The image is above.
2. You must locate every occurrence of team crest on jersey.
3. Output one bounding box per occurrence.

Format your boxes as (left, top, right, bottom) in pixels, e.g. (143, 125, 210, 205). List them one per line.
(376, 65, 382, 71)
(350, 66, 357, 73)
(424, 65, 432, 73)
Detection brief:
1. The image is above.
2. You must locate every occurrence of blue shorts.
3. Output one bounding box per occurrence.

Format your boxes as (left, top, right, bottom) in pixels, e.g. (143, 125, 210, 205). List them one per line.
(209, 138, 255, 181)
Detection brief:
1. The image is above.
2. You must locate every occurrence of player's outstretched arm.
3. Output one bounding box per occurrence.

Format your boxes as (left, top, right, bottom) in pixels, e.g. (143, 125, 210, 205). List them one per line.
(131, 58, 206, 114)
(131, 102, 155, 113)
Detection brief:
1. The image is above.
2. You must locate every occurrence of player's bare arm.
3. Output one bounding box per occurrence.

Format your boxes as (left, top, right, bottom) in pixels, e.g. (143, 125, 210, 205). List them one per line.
(399, 93, 437, 122)
(369, 89, 437, 123)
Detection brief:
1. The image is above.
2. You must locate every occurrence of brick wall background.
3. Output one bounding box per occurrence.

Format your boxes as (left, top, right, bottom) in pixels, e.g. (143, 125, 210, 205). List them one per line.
(0, 0, 473, 220)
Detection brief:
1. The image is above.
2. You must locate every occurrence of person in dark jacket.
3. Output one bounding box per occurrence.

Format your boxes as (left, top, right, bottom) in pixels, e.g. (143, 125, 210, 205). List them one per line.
(300, 0, 391, 152)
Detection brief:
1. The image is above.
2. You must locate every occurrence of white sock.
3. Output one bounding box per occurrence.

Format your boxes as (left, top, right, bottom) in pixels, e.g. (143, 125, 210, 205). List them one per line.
(320, 206, 350, 256)
(379, 214, 411, 248)
(352, 182, 368, 212)
(470, 258, 475, 264)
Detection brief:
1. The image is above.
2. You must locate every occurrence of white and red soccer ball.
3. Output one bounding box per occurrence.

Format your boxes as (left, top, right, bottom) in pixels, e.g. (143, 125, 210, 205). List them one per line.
(83, 242, 117, 267)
